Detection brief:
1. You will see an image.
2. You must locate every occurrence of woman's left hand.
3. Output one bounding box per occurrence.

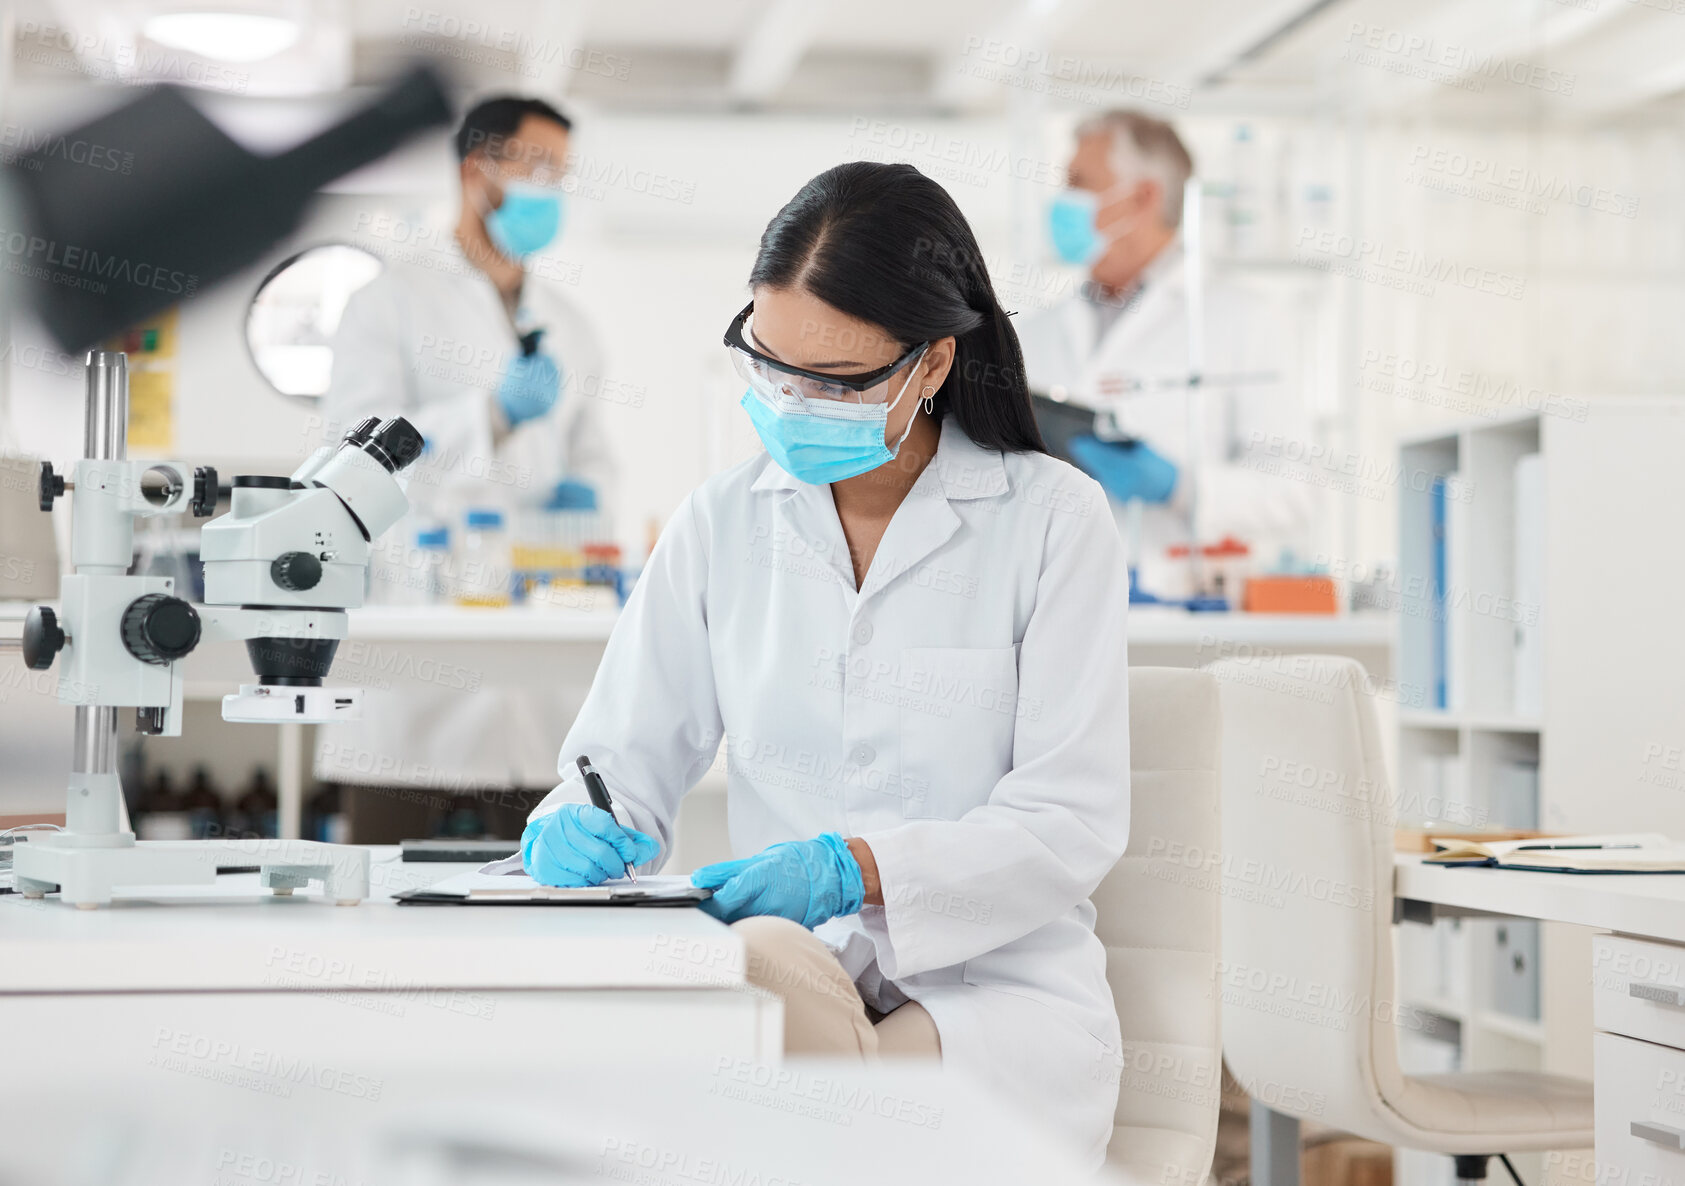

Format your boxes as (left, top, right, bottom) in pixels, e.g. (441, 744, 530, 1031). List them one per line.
(690, 832, 865, 928)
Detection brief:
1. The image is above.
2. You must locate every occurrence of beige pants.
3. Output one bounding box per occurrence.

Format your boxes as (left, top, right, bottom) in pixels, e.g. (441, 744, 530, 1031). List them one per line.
(733, 917, 941, 1059)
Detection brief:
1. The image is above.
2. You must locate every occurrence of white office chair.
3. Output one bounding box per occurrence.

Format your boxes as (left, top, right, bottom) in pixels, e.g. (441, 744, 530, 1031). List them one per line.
(1097, 667, 1223, 1184)
(1209, 655, 1591, 1186)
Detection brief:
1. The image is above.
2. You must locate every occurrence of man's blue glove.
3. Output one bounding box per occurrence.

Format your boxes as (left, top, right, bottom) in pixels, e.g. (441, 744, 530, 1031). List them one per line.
(497, 351, 563, 427)
(1068, 434, 1179, 504)
(522, 803, 660, 887)
(546, 479, 598, 511)
(690, 832, 865, 929)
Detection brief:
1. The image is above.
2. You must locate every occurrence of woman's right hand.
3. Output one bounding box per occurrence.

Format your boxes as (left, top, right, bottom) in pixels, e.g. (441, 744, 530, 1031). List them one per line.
(521, 803, 660, 887)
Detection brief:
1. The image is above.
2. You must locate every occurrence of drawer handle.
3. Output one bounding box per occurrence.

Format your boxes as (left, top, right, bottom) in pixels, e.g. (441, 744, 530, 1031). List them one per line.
(1630, 982, 1685, 1008)
(1633, 1121, 1685, 1151)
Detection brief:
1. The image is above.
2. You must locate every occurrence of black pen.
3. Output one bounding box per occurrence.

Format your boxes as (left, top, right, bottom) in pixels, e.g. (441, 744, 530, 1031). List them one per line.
(1515, 843, 1640, 851)
(577, 754, 637, 883)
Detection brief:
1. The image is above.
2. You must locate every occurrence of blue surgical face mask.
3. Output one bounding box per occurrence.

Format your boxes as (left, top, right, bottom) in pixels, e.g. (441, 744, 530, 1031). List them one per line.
(739, 370, 921, 485)
(486, 181, 563, 258)
(1048, 188, 1104, 265)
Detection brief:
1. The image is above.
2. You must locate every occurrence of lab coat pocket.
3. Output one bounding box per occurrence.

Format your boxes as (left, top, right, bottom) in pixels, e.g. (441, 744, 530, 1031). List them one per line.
(963, 956, 1118, 1044)
(897, 646, 1019, 819)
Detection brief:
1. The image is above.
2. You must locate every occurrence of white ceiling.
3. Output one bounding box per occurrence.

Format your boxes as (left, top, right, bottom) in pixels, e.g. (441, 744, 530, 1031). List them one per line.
(12, 0, 1685, 123)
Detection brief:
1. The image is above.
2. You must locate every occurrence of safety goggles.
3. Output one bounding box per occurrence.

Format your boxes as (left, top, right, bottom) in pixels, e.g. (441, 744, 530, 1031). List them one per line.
(478, 156, 569, 192)
(725, 301, 928, 415)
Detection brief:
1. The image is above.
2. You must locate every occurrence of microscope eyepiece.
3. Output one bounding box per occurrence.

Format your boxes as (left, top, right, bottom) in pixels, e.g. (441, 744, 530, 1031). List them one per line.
(341, 417, 382, 448)
(362, 417, 425, 474)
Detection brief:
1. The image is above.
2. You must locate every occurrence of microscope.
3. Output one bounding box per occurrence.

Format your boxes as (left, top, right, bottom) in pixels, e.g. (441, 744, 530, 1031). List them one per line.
(0, 64, 451, 906)
(12, 352, 423, 908)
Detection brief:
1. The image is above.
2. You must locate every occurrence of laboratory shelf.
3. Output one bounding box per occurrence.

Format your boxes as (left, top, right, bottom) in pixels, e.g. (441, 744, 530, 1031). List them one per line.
(1399, 710, 1542, 733)
(1405, 996, 1472, 1025)
(345, 603, 620, 642)
(6, 603, 1389, 649)
(1126, 607, 1393, 647)
(1461, 715, 1543, 734)
(1399, 711, 1461, 732)
(1395, 408, 1544, 448)
(1476, 1010, 1546, 1046)
(1, 601, 623, 644)
(1, 602, 1357, 650)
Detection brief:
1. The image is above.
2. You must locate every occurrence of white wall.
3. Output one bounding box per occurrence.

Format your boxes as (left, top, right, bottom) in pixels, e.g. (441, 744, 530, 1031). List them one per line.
(1342, 119, 1685, 570)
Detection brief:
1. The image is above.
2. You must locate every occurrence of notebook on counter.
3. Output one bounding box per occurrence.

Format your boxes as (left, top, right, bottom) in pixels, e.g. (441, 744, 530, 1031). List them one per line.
(1426, 832, 1685, 874)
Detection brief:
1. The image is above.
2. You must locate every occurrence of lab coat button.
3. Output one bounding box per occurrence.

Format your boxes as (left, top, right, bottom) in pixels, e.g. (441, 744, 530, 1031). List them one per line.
(852, 621, 873, 644)
(851, 744, 876, 766)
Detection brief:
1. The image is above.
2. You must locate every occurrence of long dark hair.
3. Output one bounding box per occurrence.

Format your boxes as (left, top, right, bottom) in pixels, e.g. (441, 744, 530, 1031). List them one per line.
(748, 162, 1047, 455)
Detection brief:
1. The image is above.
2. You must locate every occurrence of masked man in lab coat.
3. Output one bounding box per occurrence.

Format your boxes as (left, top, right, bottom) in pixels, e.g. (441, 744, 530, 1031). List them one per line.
(1017, 110, 1318, 601)
(314, 96, 615, 836)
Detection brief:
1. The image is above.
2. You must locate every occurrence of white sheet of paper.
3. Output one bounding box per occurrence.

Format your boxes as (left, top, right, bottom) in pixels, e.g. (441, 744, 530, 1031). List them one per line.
(427, 868, 700, 899)
(478, 853, 526, 875)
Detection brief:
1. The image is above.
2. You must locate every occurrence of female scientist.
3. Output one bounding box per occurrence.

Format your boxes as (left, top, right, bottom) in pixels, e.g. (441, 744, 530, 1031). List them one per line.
(522, 161, 1131, 1165)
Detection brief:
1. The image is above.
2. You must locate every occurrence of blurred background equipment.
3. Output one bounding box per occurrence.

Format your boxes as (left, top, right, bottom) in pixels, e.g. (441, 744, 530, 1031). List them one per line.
(0, 64, 449, 350)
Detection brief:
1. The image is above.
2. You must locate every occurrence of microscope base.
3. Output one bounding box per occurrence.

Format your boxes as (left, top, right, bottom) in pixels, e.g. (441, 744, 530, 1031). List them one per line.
(12, 836, 370, 908)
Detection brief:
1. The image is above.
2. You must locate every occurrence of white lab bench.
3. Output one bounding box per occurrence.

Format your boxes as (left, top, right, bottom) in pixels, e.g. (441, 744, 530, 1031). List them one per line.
(1392, 854, 1685, 1186)
(0, 848, 779, 1084)
(3, 600, 1393, 837)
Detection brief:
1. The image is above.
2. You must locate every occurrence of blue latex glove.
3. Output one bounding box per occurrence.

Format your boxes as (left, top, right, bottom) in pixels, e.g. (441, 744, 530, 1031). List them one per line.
(522, 802, 660, 887)
(690, 832, 865, 929)
(546, 479, 598, 511)
(497, 351, 563, 427)
(1068, 434, 1179, 504)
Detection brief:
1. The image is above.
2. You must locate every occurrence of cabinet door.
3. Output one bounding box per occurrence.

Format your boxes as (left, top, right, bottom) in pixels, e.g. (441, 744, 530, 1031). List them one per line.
(1594, 934, 1685, 1050)
(1594, 1031, 1685, 1186)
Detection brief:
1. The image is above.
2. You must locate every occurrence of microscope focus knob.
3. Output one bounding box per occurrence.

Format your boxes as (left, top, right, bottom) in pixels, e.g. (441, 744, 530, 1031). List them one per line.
(38, 462, 64, 511)
(21, 606, 64, 669)
(191, 465, 219, 516)
(121, 594, 201, 665)
(271, 551, 323, 592)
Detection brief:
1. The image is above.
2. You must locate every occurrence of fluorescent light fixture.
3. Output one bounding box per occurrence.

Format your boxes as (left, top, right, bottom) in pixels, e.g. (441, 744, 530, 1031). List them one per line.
(141, 12, 302, 63)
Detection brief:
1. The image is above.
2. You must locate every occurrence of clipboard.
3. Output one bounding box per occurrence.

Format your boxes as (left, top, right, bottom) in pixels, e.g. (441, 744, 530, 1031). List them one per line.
(1030, 392, 1138, 466)
(395, 885, 713, 906)
(394, 869, 712, 907)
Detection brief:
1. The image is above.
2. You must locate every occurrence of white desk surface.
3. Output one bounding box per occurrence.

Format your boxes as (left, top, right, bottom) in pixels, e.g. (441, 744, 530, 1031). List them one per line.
(0, 846, 742, 994)
(1394, 852, 1685, 944)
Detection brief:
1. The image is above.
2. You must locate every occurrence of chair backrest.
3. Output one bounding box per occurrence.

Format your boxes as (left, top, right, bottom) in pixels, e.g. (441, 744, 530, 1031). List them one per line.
(1207, 654, 1404, 1141)
(1096, 667, 1222, 1185)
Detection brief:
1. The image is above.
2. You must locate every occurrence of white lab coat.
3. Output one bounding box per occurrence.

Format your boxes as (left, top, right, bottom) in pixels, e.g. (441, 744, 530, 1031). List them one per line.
(1016, 246, 1318, 597)
(531, 420, 1132, 1166)
(314, 247, 616, 791)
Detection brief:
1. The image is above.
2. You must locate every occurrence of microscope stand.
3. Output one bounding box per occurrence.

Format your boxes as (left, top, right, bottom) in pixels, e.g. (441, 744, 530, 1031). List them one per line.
(7, 355, 419, 911)
(12, 836, 370, 909)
